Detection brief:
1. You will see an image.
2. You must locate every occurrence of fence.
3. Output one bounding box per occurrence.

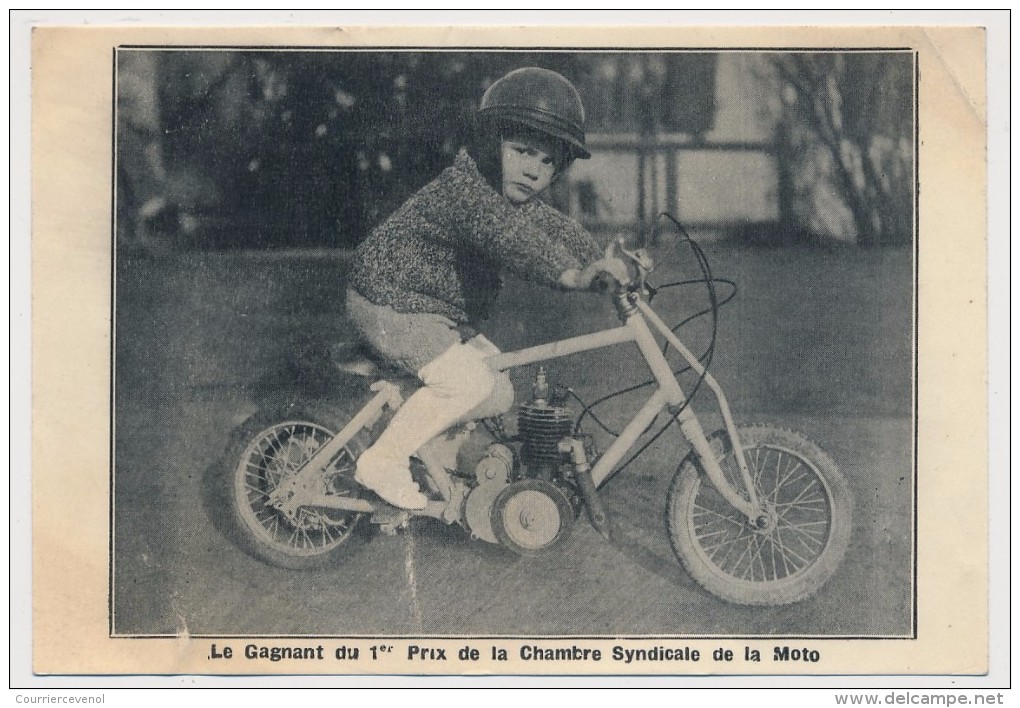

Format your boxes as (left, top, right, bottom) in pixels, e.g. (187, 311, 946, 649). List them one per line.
(563, 133, 780, 244)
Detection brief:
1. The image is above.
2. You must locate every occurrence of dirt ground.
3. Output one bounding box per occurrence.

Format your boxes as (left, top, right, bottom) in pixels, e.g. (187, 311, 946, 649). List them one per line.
(112, 241, 914, 637)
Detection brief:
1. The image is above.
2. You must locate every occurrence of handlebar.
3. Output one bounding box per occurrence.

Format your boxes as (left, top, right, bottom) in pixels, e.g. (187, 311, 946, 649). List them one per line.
(587, 238, 656, 297)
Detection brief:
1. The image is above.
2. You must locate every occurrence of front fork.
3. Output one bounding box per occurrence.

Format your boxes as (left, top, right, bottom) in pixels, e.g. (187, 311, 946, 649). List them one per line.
(589, 298, 762, 522)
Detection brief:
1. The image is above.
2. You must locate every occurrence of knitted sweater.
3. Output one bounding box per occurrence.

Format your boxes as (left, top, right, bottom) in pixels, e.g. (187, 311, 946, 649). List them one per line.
(349, 149, 602, 325)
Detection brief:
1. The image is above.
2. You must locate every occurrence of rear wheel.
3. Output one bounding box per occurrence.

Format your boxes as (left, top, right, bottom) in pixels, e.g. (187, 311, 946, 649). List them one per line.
(667, 424, 852, 605)
(226, 405, 369, 569)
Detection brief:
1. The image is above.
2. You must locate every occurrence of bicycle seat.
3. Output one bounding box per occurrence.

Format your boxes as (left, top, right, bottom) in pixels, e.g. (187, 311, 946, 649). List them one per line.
(330, 341, 418, 385)
(331, 341, 380, 378)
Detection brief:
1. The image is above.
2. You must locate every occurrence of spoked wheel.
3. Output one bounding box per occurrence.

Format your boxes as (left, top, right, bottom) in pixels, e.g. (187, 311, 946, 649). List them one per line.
(491, 479, 574, 556)
(227, 407, 368, 569)
(667, 424, 852, 606)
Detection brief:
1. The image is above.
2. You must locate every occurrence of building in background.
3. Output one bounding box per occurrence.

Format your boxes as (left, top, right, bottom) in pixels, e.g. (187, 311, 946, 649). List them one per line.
(564, 51, 913, 247)
(565, 53, 780, 241)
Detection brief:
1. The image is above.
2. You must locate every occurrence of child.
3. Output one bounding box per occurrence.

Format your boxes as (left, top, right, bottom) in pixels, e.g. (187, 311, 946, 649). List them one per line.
(347, 67, 623, 509)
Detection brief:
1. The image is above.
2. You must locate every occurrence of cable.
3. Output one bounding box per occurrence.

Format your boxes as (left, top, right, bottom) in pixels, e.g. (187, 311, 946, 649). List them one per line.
(570, 213, 732, 474)
(565, 388, 618, 437)
(571, 276, 735, 436)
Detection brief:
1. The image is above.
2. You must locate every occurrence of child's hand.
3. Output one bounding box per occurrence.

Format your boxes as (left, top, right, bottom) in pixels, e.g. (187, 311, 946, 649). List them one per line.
(559, 257, 631, 291)
(558, 268, 584, 289)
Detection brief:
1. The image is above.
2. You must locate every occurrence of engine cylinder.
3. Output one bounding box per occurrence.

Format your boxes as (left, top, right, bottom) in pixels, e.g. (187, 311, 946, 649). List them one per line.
(517, 401, 573, 473)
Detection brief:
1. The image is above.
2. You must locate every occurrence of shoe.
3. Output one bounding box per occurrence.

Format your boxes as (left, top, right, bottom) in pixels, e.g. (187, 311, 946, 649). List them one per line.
(354, 451, 429, 510)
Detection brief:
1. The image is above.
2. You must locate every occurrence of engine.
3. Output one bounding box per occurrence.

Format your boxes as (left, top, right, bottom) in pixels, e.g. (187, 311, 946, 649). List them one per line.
(516, 367, 574, 480)
(464, 367, 589, 547)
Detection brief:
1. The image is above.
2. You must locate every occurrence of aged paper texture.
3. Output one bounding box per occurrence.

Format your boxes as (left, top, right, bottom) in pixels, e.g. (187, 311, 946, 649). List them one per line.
(27, 21, 992, 681)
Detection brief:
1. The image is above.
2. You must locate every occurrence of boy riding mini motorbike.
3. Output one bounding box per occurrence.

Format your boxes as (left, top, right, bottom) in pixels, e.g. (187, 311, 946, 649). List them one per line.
(224, 66, 853, 608)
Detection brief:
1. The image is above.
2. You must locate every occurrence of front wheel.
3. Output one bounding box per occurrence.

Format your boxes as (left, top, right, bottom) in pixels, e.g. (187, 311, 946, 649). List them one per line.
(667, 424, 852, 606)
(225, 404, 369, 570)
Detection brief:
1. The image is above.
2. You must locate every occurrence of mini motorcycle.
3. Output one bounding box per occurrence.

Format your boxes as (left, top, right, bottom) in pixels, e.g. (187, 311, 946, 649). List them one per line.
(223, 239, 852, 606)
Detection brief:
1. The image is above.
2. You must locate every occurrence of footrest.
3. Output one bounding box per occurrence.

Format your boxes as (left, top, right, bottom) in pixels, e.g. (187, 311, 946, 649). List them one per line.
(370, 503, 410, 534)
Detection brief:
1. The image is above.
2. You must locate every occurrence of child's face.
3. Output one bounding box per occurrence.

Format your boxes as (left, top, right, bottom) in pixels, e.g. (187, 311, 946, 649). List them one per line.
(500, 135, 558, 204)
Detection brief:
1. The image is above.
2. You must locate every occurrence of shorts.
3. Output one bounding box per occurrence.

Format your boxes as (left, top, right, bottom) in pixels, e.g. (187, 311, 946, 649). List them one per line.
(345, 288, 465, 374)
(346, 288, 514, 419)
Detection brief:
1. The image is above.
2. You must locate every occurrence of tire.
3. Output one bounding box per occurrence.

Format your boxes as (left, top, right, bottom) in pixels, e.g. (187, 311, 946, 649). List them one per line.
(667, 424, 852, 606)
(224, 402, 371, 570)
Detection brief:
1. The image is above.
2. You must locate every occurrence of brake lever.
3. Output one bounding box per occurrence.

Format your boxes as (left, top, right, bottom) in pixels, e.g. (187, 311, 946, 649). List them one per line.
(616, 238, 657, 301)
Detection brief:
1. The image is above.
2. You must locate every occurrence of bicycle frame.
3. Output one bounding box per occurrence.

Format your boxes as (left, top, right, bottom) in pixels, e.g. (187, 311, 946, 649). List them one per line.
(280, 288, 761, 524)
(487, 291, 760, 520)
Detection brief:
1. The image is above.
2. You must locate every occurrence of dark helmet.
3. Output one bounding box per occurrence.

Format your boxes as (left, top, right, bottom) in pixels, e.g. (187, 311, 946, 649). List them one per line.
(478, 67, 590, 160)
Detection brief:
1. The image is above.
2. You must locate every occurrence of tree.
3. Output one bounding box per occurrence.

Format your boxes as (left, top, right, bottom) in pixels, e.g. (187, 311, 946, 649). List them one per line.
(117, 50, 590, 249)
(769, 53, 914, 246)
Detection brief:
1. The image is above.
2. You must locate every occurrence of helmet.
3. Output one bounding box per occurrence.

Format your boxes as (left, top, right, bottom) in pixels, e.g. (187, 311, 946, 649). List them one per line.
(478, 67, 590, 160)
